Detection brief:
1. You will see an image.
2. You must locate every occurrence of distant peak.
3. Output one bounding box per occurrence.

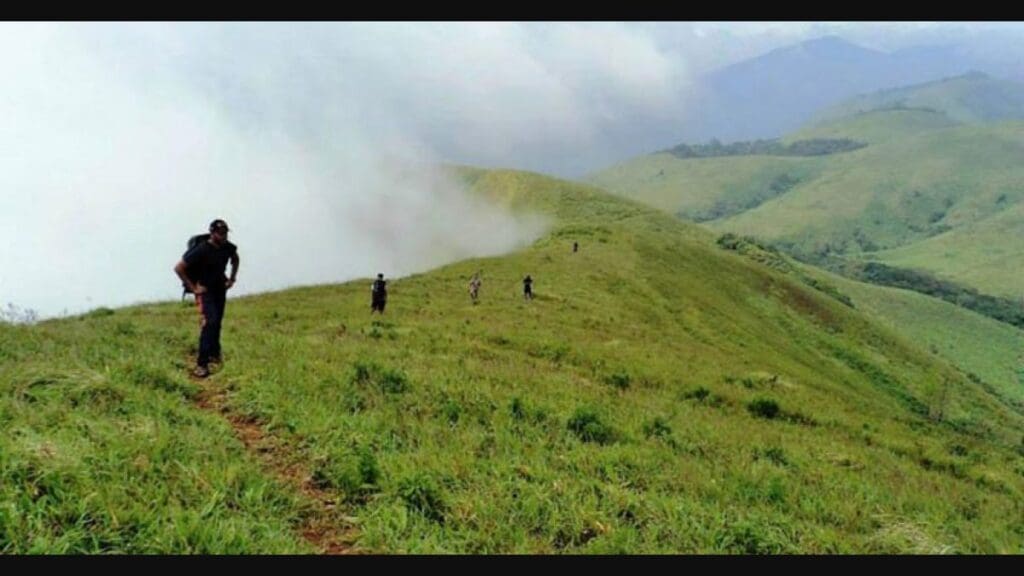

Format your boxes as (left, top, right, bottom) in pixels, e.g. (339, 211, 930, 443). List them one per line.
(760, 35, 877, 60)
(802, 35, 849, 46)
(802, 35, 877, 54)
(960, 70, 990, 80)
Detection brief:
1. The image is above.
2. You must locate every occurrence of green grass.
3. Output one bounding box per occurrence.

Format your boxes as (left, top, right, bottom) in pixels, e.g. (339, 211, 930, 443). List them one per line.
(3, 168, 1024, 553)
(0, 313, 311, 553)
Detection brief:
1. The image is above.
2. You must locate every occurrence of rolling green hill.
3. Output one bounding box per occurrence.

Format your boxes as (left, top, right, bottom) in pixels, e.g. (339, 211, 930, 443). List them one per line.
(2, 169, 1023, 553)
(589, 110, 1024, 299)
(867, 199, 1024, 299)
(585, 153, 826, 223)
(810, 72, 1024, 126)
(785, 108, 960, 145)
(709, 122, 1024, 255)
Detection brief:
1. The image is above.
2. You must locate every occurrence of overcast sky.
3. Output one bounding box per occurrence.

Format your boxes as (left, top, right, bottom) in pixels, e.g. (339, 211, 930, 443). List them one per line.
(2, 22, 1020, 318)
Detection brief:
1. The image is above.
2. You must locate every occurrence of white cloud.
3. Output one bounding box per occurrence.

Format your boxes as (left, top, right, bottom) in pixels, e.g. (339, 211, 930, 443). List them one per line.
(0, 23, 550, 318)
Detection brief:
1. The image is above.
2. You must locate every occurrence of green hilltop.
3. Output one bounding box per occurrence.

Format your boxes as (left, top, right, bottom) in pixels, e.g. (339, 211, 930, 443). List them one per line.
(588, 73, 1024, 299)
(810, 72, 1024, 126)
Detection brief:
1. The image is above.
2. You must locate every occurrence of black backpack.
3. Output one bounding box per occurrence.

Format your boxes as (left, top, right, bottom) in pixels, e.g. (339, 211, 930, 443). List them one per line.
(181, 233, 210, 299)
(372, 279, 387, 294)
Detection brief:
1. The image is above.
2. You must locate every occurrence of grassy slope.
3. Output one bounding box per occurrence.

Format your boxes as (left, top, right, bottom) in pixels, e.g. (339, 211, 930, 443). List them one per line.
(761, 254, 1024, 408)
(704, 234, 1024, 410)
(2, 169, 1023, 553)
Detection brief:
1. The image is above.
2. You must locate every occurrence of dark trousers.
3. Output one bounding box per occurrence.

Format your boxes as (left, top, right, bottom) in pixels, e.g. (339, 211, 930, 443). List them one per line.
(196, 290, 226, 367)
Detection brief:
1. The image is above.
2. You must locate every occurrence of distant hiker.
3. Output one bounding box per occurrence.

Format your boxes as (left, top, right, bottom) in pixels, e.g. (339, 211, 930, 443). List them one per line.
(174, 219, 239, 379)
(371, 273, 388, 314)
(523, 274, 534, 300)
(469, 273, 482, 303)
(573, 241, 578, 253)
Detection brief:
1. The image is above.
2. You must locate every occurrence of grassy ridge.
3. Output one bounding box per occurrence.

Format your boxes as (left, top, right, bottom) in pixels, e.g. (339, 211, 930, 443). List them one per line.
(2, 169, 1023, 553)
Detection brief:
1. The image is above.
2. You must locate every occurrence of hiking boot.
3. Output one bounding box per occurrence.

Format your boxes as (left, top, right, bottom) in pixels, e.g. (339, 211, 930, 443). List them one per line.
(192, 365, 210, 379)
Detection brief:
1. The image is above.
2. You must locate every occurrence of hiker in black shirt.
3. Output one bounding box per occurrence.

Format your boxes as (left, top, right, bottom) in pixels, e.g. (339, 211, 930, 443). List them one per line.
(174, 219, 239, 378)
(523, 275, 534, 300)
(371, 273, 388, 314)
